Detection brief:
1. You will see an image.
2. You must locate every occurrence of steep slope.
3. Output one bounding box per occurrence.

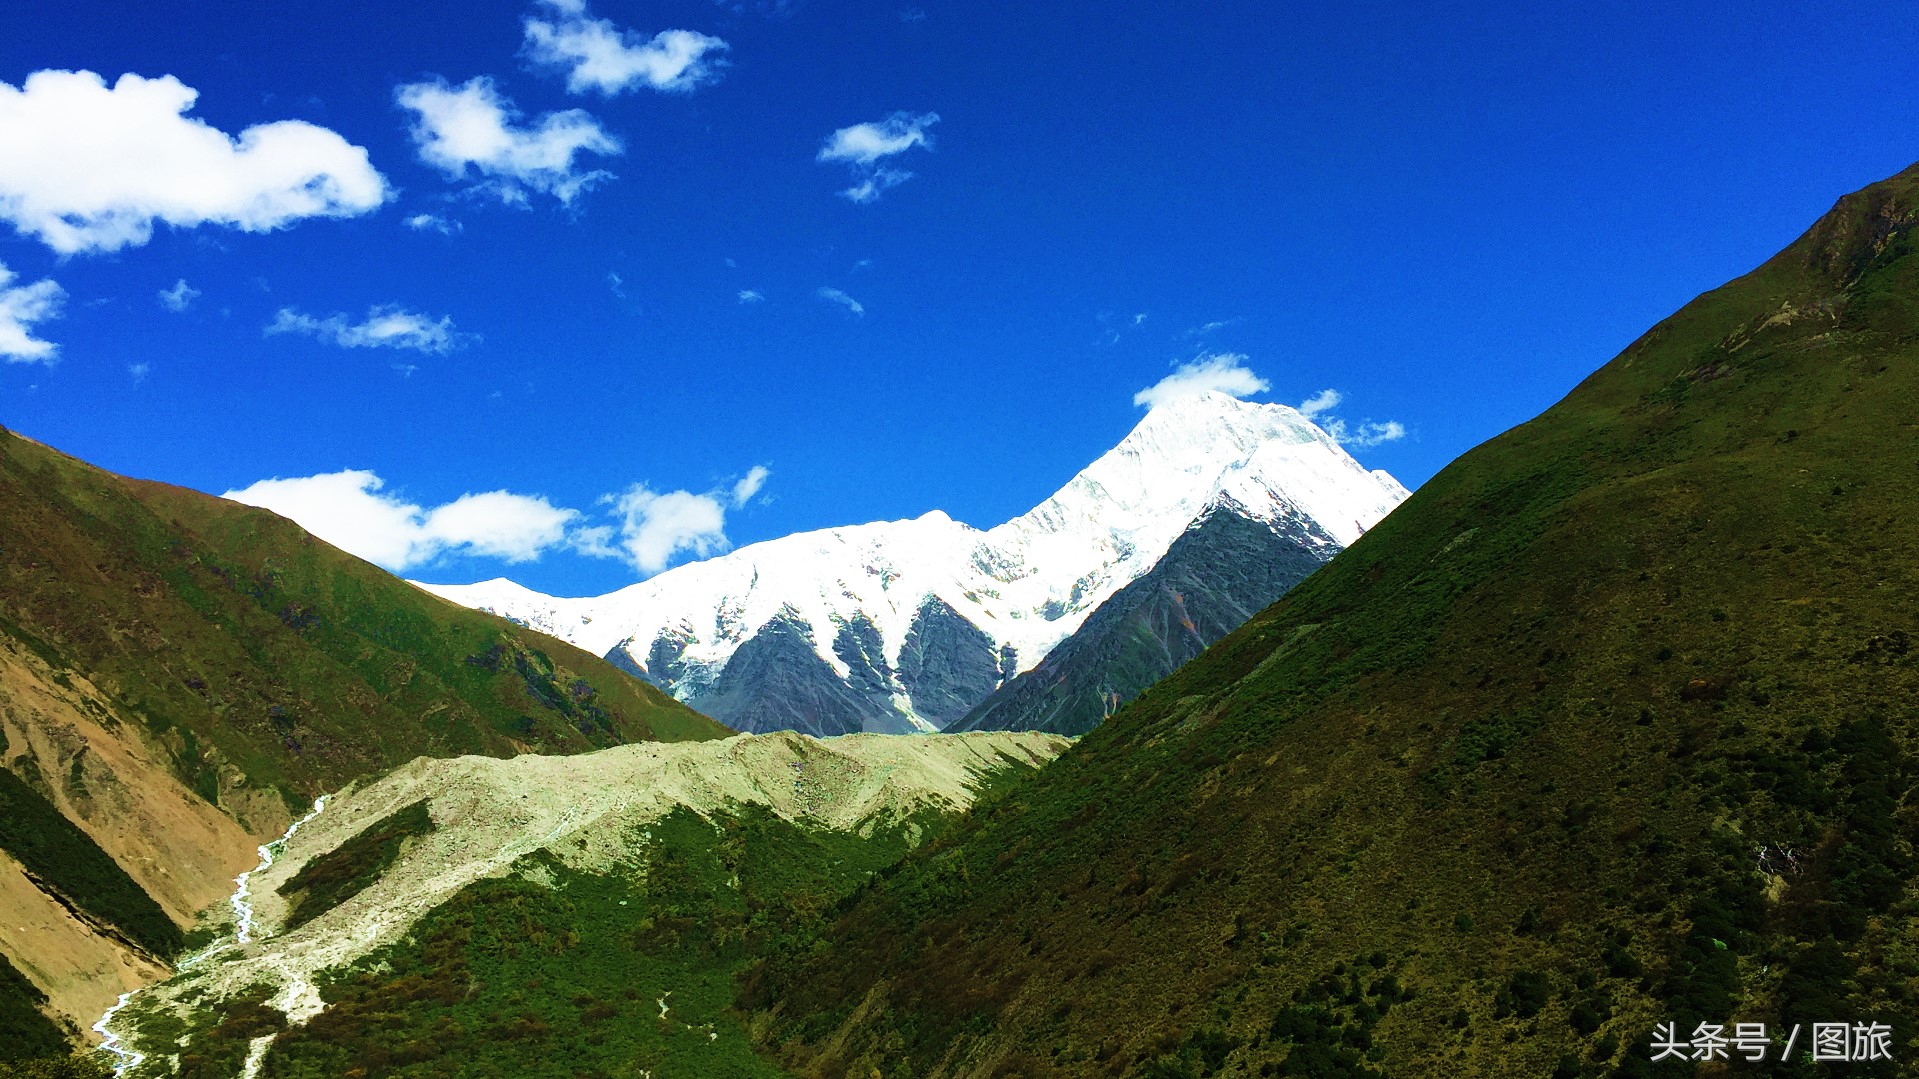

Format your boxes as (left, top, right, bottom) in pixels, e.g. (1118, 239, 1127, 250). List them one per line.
(0, 428, 725, 1052)
(103, 731, 1066, 1078)
(953, 499, 1341, 735)
(422, 394, 1407, 734)
(743, 165, 1919, 1076)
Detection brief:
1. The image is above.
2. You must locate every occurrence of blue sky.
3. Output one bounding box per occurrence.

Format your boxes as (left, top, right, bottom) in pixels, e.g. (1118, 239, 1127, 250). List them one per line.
(3, 0, 1916, 596)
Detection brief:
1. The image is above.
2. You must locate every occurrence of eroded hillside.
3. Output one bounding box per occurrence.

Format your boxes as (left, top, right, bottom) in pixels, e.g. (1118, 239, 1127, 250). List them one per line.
(101, 730, 1066, 1077)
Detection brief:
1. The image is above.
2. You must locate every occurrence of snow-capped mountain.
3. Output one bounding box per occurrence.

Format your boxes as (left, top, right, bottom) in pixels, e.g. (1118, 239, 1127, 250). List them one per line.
(415, 392, 1409, 735)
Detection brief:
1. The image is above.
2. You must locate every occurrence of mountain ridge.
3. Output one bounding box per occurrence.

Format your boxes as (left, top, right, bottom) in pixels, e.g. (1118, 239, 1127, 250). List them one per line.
(419, 393, 1407, 735)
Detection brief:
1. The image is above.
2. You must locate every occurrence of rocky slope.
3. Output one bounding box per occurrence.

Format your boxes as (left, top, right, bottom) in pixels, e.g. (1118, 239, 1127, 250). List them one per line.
(421, 393, 1407, 735)
(0, 428, 725, 1058)
(740, 164, 1919, 1076)
(100, 730, 1066, 1077)
(952, 498, 1341, 735)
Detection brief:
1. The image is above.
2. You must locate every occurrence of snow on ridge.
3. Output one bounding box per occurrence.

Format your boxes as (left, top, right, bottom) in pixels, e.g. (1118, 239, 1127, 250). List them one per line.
(414, 391, 1408, 721)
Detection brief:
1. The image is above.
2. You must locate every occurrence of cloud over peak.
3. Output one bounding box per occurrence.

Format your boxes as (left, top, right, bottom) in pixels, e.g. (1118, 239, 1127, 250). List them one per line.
(524, 1, 729, 96)
(396, 76, 620, 205)
(0, 70, 388, 254)
(1296, 388, 1406, 448)
(817, 111, 939, 203)
(1133, 353, 1269, 409)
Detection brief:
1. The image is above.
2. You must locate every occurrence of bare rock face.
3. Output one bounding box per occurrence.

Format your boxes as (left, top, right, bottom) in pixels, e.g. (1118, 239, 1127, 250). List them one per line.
(954, 503, 1341, 735)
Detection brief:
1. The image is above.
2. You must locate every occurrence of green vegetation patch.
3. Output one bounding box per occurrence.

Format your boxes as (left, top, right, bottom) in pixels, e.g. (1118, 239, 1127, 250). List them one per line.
(192, 805, 950, 1078)
(739, 164, 1919, 1076)
(0, 770, 181, 958)
(278, 800, 435, 932)
(0, 951, 70, 1063)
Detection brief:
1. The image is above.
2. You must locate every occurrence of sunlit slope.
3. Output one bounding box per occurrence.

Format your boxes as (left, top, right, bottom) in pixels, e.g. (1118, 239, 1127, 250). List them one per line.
(110, 731, 1066, 1079)
(0, 428, 725, 1050)
(0, 426, 723, 809)
(745, 166, 1919, 1076)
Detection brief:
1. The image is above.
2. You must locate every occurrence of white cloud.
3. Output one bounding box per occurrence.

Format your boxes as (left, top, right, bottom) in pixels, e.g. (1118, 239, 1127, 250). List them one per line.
(396, 76, 620, 205)
(223, 470, 581, 570)
(404, 213, 460, 234)
(597, 463, 773, 575)
(607, 485, 730, 574)
(1297, 388, 1341, 418)
(816, 287, 863, 315)
(607, 270, 625, 297)
(732, 465, 770, 505)
(157, 278, 200, 312)
(0, 262, 64, 363)
(817, 111, 938, 203)
(267, 304, 472, 353)
(1324, 418, 1407, 448)
(1291, 386, 1406, 448)
(524, 1, 729, 96)
(128, 362, 150, 382)
(0, 70, 387, 255)
(227, 461, 775, 578)
(736, 288, 764, 303)
(1133, 353, 1269, 409)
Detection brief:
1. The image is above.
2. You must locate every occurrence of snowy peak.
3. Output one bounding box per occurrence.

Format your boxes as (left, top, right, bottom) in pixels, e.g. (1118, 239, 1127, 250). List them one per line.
(418, 391, 1409, 734)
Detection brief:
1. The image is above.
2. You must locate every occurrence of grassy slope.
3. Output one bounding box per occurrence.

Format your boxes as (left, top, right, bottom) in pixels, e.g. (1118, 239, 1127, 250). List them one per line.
(0, 428, 727, 1051)
(745, 168, 1919, 1076)
(152, 806, 959, 1079)
(0, 425, 725, 810)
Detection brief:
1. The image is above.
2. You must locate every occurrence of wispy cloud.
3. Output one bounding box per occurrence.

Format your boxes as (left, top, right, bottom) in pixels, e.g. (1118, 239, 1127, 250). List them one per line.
(0, 262, 64, 363)
(606, 270, 626, 297)
(732, 465, 770, 504)
(1187, 317, 1238, 338)
(816, 287, 864, 316)
(523, 0, 729, 96)
(817, 111, 939, 203)
(266, 304, 473, 354)
(1133, 353, 1268, 408)
(404, 213, 461, 234)
(0, 70, 387, 254)
(128, 362, 150, 382)
(1295, 388, 1406, 448)
(1323, 418, 1407, 448)
(737, 289, 764, 303)
(396, 76, 620, 205)
(157, 278, 200, 312)
(224, 470, 583, 570)
(1297, 388, 1341, 418)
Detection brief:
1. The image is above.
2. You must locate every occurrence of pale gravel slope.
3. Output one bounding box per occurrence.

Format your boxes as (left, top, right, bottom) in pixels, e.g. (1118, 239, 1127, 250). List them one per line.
(121, 730, 1067, 1041)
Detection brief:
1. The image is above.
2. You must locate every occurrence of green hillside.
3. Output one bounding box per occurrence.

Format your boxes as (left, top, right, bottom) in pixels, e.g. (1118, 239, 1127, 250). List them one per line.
(0, 426, 725, 813)
(743, 167, 1919, 1075)
(0, 427, 726, 1059)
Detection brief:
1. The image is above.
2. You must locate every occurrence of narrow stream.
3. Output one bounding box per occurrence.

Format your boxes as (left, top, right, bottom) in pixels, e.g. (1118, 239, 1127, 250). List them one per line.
(93, 794, 330, 1077)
